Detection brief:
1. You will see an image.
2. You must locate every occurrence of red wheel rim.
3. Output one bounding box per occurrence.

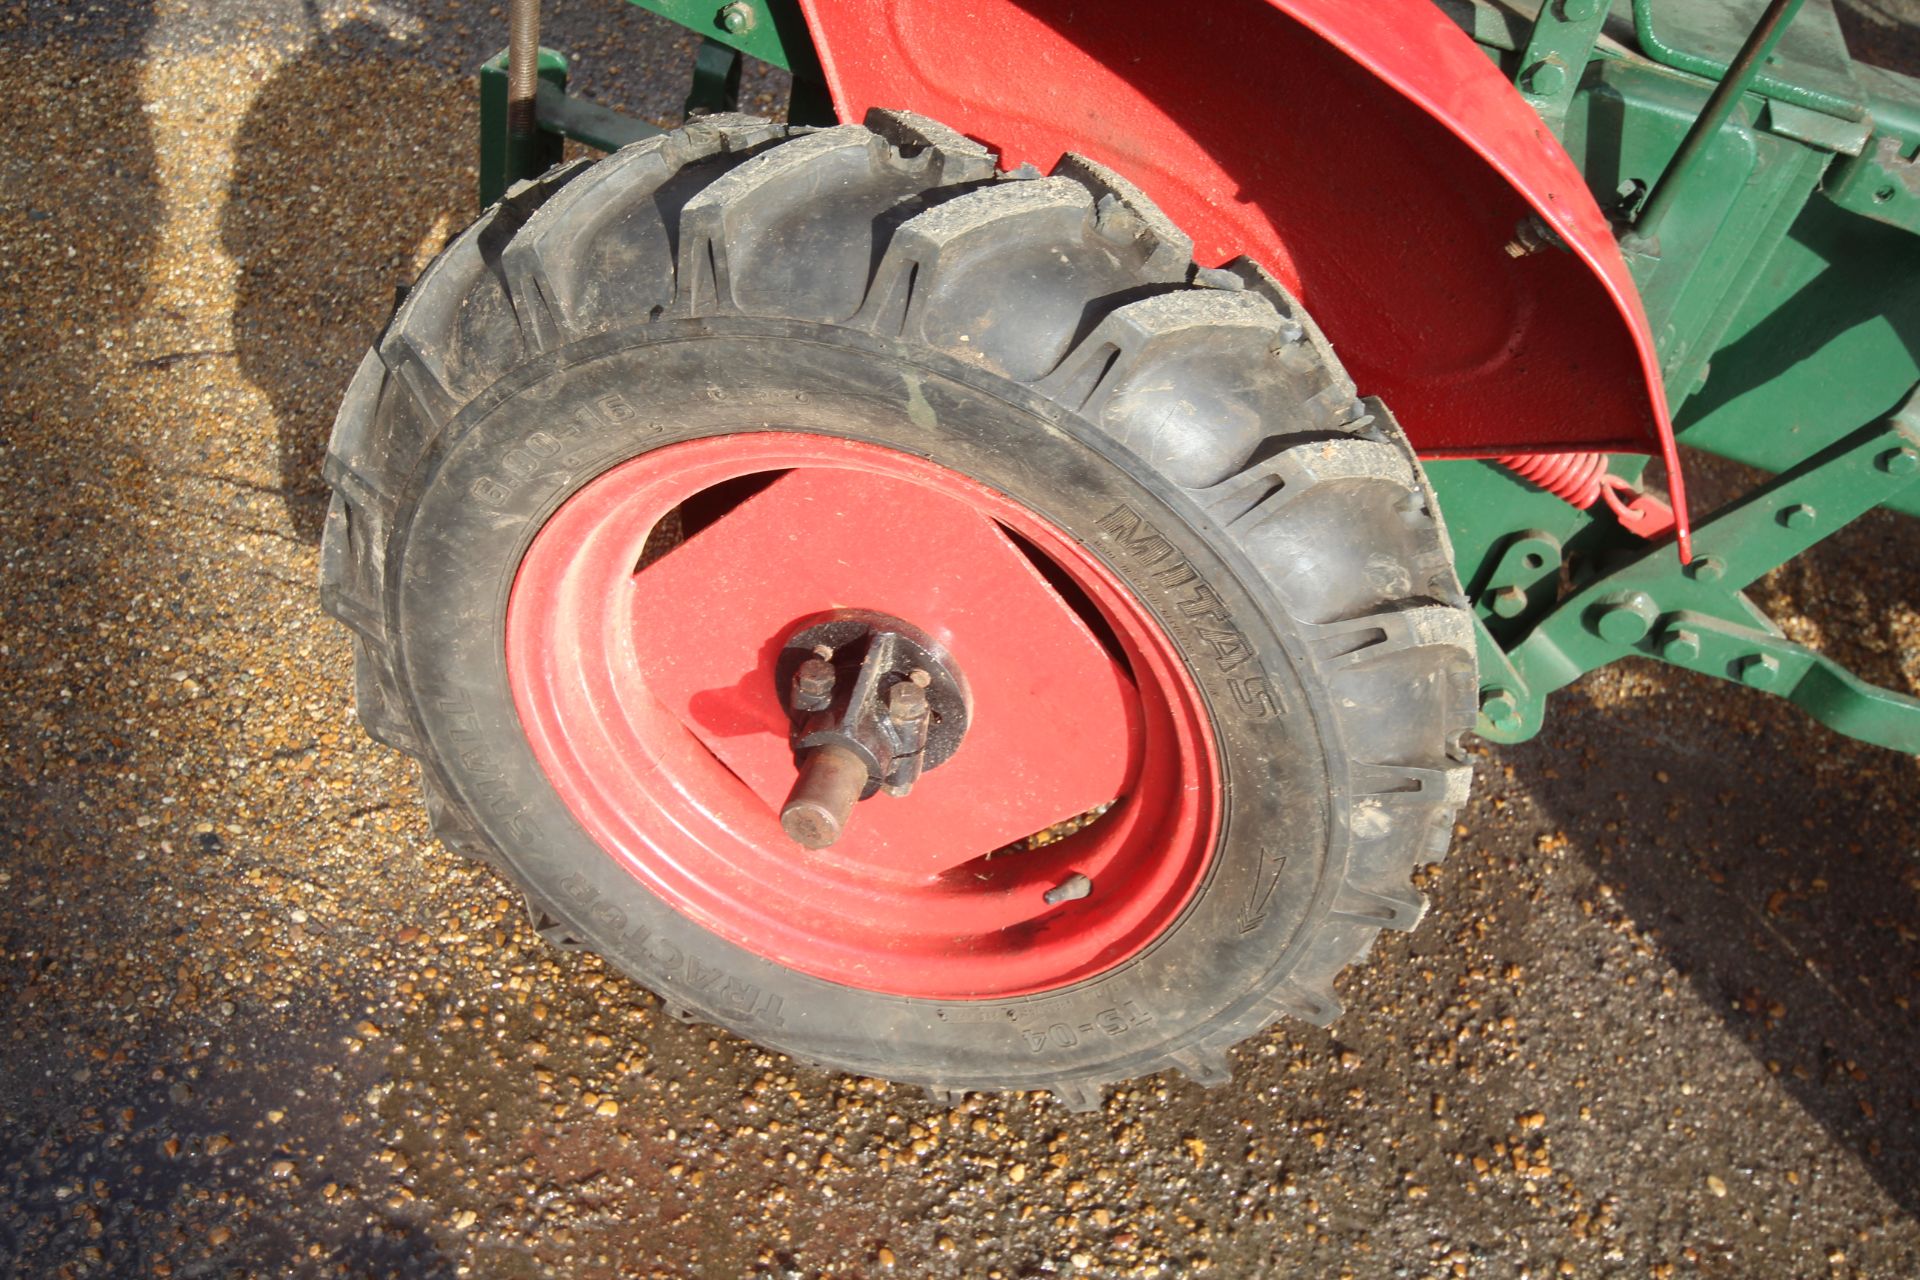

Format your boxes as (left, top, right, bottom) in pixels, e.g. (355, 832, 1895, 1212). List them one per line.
(506, 434, 1219, 999)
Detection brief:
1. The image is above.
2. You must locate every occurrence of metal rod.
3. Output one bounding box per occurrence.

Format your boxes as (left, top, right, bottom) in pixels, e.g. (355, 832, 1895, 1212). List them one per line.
(507, 0, 540, 139)
(1631, 0, 1805, 249)
(780, 744, 870, 850)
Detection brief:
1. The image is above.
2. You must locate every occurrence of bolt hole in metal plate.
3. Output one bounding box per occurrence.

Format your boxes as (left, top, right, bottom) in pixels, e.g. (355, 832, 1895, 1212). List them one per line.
(506, 435, 1218, 998)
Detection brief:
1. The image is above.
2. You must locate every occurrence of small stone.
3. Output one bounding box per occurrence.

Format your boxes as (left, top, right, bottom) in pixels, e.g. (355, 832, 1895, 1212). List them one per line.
(270, 1160, 295, 1178)
(452, 1209, 478, 1230)
(1707, 1174, 1727, 1198)
(596, 1098, 619, 1117)
(877, 1246, 895, 1268)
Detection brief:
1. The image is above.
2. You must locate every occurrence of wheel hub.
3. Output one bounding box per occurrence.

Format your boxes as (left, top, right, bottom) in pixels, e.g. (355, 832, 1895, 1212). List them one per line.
(775, 610, 971, 849)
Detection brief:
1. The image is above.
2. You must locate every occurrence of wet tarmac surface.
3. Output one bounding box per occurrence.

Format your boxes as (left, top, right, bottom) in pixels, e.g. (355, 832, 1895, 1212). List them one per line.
(3, 2, 1920, 1276)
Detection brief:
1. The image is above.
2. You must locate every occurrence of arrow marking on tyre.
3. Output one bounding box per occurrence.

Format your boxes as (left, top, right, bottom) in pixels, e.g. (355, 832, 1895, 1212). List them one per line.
(1240, 854, 1287, 933)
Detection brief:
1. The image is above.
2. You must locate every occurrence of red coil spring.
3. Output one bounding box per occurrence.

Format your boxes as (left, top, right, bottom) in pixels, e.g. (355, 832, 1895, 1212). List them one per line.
(1499, 452, 1676, 539)
(1497, 452, 1610, 509)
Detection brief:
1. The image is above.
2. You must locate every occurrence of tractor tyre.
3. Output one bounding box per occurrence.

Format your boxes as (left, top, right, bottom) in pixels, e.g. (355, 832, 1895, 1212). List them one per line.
(320, 112, 1476, 1109)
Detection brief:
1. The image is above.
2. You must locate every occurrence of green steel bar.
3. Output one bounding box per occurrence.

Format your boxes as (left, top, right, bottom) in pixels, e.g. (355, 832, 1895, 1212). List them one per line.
(536, 81, 664, 153)
(1630, 0, 1806, 250)
(1479, 386, 1920, 747)
(478, 46, 568, 207)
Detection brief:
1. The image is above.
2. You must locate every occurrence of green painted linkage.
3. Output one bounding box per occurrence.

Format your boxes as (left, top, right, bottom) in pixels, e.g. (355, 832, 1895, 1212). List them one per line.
(1511, 0, 1611, 129)
(1478, 384, 1920, 752)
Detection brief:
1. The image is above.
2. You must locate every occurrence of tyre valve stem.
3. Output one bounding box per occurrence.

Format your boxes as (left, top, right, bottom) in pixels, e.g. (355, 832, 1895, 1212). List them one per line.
(1043, 873, 1093, 905)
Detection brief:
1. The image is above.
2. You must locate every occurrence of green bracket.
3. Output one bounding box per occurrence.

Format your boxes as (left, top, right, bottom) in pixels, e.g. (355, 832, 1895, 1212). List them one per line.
(1479, 386, 1920, 748)
(479, 45, 569, 208)
(626, 0, 819, 76)
(1475, 618, 1535, 739)
(1823, 133, 1920, 236)
(1474, 528, 1565, 640)
(687, 36, 744, 116)
(1515, 0, 1611, 129)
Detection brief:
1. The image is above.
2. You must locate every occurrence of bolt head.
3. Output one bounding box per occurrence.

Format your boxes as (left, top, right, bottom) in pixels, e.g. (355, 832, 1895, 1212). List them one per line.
(1877, 447, 1919, 477)
(1559, 0, 1602, 18)
(719, 1, 754, 34)
(1489, 586, 1530, 620)
(887, 679, 929, 723)
(1779, 503, 1817, 530)
(1739, 653, 1781, 689)
(1686, 555, 1724, 582)
(1659, 628, 1701, 664)
(1480, 688, 1522, 731)
(1593, 592, 1657, 645)
(1524, 59, 1569, 98)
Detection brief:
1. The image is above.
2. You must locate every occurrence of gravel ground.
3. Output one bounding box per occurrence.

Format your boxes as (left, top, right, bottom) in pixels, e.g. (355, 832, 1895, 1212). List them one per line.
(3, 3, 1919, 1277)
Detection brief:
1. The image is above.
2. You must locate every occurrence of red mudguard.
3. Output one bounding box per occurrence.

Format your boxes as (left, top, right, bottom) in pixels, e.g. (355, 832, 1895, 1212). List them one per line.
(796, 0, 1690, 547)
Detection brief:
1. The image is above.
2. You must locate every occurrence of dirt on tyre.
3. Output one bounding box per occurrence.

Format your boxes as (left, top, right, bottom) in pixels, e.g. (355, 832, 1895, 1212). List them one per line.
(320, 110, 1477, 1109)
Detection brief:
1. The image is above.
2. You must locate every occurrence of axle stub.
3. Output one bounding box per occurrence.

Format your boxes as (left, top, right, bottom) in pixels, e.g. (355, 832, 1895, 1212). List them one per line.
(776, 610, 970, 847)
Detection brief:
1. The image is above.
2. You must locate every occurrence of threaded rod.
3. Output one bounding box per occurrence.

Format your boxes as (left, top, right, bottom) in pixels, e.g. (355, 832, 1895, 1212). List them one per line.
(507, 0, 540, 139)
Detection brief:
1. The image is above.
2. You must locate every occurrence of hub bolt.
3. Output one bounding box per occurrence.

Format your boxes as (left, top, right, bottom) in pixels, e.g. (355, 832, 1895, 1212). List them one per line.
(887, 679, 929, 724)
(791, 657, 836, 712)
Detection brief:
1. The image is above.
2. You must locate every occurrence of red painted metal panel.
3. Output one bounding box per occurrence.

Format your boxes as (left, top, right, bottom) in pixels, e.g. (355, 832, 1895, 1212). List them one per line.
(507, 434, 1219, 997)
(627, 465, 1137, 869)
(797, 0, 1690, 551)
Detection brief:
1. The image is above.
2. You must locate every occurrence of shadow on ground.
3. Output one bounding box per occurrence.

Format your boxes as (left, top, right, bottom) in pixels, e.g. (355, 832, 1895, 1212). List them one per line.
(222, 9, 470, 541)
(1538, 676, 1920, 1201)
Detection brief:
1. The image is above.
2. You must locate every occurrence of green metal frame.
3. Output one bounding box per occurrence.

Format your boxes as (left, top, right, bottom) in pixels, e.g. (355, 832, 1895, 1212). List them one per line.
(474, 0, 1920, 753)
(1440, 0, 1920, 753)
(1478, 386, 1920, 750)
(477, 0, 826, 205)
